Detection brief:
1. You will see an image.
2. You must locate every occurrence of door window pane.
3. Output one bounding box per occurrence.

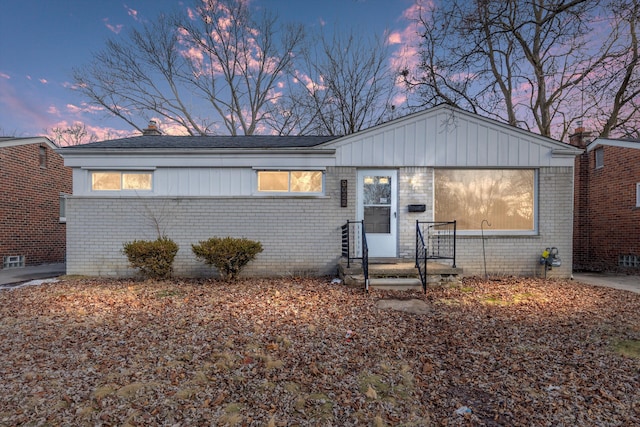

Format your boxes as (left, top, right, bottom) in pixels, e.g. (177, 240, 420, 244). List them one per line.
(364, 206, 391, 233)
(363, 176, 391, 205)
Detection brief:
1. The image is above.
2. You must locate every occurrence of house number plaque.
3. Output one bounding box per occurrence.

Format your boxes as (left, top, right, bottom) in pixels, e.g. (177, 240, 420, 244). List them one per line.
(340, 180, 348, 207)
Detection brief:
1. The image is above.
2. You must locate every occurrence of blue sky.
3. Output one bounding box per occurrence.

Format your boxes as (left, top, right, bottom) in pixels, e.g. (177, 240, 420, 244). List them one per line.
(0, 0, 418, 139)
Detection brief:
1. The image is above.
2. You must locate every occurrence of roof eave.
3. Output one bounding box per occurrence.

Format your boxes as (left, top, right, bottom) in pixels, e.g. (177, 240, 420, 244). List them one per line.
(57, 147, 337, 156)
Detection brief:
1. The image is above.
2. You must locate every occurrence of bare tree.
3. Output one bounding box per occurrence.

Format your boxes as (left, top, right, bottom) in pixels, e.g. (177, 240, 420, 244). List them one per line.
(272, 29, 398, 136)
(73, 0, 304, 135)
(47, 122, 98, 146)
(585, 0, 640, 138)
(403, 0, 637, 140)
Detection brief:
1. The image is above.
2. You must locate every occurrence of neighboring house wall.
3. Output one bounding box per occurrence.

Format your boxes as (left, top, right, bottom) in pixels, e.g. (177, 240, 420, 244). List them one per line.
(573, 135, 640, 272)
(0, 139, 72, 267)
(66, 167, 357, 277)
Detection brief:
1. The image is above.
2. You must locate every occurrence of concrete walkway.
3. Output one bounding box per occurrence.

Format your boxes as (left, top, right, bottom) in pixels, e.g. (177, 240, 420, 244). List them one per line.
(572, 272, 640, 294)
(0, 263, 66, 286)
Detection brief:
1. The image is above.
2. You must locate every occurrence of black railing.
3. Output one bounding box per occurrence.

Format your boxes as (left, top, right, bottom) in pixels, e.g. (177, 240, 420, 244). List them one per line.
(341, 220, 369, 291)
(415, 220, 457, 291)
(416, 223, 427, 292)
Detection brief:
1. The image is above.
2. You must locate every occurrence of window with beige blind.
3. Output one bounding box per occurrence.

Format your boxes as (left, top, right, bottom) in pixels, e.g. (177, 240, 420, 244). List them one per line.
(434, 169, 536, 233)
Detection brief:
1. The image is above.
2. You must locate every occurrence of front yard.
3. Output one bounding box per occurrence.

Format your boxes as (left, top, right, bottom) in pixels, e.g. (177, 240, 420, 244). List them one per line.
(1, 277, 639, 426)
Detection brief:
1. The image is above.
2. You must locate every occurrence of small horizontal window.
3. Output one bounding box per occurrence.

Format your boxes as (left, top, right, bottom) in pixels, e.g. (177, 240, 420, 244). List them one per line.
(257, 170, 323, 194)
(91, 172, 153, 191)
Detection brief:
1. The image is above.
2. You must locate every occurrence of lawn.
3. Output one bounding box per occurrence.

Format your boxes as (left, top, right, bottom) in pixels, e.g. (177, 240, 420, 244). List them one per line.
(1, 276, 639, 426)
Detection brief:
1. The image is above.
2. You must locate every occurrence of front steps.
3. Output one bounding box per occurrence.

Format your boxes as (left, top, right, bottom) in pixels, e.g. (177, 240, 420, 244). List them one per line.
(338, 258, 463, 291)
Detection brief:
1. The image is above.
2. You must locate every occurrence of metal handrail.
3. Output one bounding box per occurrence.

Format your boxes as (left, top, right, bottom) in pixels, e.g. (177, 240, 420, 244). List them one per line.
(341, 220, 369, 291)
(361, 221, 369, 292)
(415, 221, 427, 292)
(416, 220, 457, 292)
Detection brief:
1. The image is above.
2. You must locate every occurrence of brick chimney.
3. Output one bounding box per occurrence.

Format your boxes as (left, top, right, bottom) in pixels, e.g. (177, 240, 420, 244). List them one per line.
(571, 121, 592, 270)
(142, 120, 162, 136)
(568, 121, 592, 149)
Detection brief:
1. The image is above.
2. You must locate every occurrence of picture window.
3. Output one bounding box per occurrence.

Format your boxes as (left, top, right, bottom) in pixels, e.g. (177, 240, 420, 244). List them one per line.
(434, 169, 536, 233)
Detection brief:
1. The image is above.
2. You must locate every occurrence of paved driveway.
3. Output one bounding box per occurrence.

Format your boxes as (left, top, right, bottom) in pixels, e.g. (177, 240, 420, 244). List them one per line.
(573, 272, 640, 294)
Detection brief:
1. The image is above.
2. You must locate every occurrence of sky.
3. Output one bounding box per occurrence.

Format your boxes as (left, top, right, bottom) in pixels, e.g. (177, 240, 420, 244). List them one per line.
(0, 0, 420, 140)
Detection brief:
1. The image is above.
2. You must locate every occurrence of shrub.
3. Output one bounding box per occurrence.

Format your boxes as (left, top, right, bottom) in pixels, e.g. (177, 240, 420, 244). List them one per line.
(192, 237, 263, 281)
(122, 236, 179, 280)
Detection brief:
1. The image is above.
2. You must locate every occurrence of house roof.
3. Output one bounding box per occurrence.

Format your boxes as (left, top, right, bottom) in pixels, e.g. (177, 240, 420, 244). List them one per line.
(59, 135, 337, 151)
(586, 137, 640, 152)
(0, 136, 58, 150)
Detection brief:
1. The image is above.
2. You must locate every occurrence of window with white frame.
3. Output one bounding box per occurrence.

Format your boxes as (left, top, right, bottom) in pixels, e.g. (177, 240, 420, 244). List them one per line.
(636, 183, 640, 207)
(256, 170, 323, 194)
(91, 171, 153, 191)
(595, 147, 604, 169)
(434, 169, 536, 232)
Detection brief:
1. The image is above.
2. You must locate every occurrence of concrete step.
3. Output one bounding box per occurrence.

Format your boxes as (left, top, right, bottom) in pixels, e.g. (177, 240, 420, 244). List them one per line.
(369, 262, 419, 278)
(368, 277, 423, 291)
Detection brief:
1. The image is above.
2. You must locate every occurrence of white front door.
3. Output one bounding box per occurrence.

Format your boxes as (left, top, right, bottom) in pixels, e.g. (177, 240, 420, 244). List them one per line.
(357, 170, 398, 258)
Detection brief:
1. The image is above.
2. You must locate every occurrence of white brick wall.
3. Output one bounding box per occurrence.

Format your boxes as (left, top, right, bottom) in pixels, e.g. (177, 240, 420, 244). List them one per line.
(66, 167, 357, 278)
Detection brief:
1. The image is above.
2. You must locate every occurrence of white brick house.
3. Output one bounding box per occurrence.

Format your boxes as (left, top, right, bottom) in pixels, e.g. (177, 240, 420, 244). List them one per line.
(58, 105, 581, 279)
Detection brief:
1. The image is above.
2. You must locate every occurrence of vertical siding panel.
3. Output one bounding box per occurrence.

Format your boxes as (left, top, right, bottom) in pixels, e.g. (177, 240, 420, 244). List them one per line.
(394, 126, 405, 165)
(508, 135, 519, 166)
(519, 139, 529, 166)
(476, 124, 487, 166)
(487, 129, 498, 164)
(498, 131, 509, 165)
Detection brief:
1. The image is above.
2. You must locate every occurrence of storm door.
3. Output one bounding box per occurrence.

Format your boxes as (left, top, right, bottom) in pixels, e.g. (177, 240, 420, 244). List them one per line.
(356, 170, 398, 258)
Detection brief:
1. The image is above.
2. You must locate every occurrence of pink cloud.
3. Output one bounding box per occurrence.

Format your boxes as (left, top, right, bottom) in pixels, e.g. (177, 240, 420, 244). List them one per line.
(0, 72, 9, 79)
(47, 105, 60, 115)
(125, 6, 139, 21)
(103, 18, 123, 34)
(388, 32, 402, 45)
(39, 78, 48, 84)
(66, 103, 104, 115)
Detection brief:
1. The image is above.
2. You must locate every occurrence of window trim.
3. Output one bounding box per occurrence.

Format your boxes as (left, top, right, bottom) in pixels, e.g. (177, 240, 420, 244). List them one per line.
(38, 145, 47, 169)
(433, 168, 539, 236)
(594, 147, 604, 169)
(254, 169, 325, 195)
(636, 183, 640, 208)
(90, 170, 154, 192)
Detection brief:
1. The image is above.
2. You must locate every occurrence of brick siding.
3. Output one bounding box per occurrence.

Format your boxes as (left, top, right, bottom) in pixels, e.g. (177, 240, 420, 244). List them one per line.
(0, 143, 72, 266)
(573, 143, 640, 272)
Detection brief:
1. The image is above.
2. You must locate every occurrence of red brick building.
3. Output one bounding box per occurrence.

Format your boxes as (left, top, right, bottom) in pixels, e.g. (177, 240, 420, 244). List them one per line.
(0, 137, 72, 268)
(571, 128, 640, 273)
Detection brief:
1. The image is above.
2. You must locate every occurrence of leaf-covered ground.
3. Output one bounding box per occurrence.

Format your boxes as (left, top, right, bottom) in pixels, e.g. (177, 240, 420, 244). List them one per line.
(1, 277, 639, 426)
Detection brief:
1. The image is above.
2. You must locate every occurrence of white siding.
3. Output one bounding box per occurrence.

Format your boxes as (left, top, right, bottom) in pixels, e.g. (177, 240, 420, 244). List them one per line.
(328, 106, 577, 168)
(73, 168, 254, 196)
